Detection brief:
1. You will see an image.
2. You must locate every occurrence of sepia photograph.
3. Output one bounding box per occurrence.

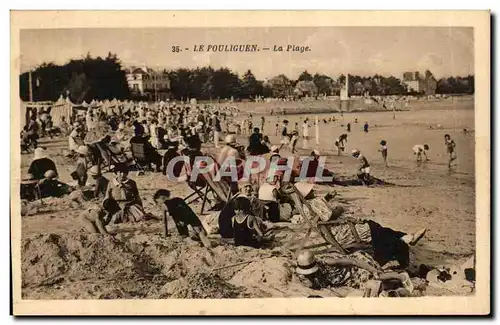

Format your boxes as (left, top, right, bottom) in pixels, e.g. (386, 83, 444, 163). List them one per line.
(10, 11, 490, 315)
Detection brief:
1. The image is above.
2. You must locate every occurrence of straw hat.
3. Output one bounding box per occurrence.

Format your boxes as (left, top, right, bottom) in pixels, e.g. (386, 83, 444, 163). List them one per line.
(118, 123, 125, 130)
(76, 145, 89, 156)
(296, 250, 319, 275)
(312, 149, 320, 156)
(88, 165, 101, 176)
(33, 147, 47, 160)
(270, 145, 279, 153)
(295, 182, 314, 198)
(351, 149, 360, 156)
(44, 170, 57, 179)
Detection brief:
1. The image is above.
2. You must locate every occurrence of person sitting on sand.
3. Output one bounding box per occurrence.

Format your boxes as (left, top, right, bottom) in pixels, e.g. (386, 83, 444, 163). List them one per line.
(258, 175, 282, 222)
(68, 123, 83, 153)
(79, 199, 120, 236)
(71, 145, 90, 187)
(351, 149, 370, 185)
(444, 134, 457, 168)
(413, 144, 430, 162)
(37, 170, 73, 198)
(105, 164, 147, 223)
(162, 142, 183, 179)
(247, 127, 269, 156)
(232, 196, 272, 248)
(129, 126, 162, 172)
(153, 189, 211, 248)
(295, 249, 415, 297)
(28, 147, 58, 180)
(217, 134, 244, 166)
(379, 140, 388, 167)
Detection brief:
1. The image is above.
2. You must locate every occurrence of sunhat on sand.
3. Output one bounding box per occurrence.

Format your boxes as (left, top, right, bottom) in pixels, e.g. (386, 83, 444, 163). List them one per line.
(296, 250, 319, 275)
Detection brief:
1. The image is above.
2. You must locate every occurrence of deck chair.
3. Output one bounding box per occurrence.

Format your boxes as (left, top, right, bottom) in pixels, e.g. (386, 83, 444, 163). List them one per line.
(130, 142, 154, 173)
(183, 154, 231, 215)
(95, 142, 131, 172)
(281, 182, 371, 256)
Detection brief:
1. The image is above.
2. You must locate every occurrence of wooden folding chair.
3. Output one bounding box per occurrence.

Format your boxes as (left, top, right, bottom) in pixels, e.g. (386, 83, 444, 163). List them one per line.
(183, 154, 231, 215)
(281, 182, 371, 256)
(130, 142, 153, 173)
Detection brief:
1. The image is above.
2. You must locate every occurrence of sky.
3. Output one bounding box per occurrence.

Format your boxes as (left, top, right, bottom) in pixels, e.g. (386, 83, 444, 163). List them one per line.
(19, 27, 474, 79)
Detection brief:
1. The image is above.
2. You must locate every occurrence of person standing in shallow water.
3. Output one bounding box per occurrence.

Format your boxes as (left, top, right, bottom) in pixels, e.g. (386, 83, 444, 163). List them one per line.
(364, 122, 369, 133)
(444, 134, 457, 169)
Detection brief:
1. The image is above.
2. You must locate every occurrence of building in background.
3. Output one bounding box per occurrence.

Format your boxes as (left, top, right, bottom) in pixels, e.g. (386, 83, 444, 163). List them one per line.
(402, 70, 437, 96)
(125, 65, 171, 101)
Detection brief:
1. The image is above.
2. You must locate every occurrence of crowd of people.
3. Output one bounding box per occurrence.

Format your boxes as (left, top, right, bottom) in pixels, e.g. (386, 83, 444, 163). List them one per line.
(19, 99, 465, 297)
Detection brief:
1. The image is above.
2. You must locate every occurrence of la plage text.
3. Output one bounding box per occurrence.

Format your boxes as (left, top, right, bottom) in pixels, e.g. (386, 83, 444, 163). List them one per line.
(189, 44, 311, 53)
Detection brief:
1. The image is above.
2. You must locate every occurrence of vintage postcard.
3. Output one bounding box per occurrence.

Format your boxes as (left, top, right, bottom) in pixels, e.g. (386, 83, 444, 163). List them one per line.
(10, 11, 490, 315)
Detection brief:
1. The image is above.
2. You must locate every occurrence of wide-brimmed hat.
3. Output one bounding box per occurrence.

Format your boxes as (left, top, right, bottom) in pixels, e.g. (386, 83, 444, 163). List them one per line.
(88, 165, 101, 176)
(296, 250, 319, 275)
(33, 147, 47, 160)
(312, 149, 320, 156)
(351, 149, 360, 156)
(76, 145, 89, 156)
(295, 182, 314, 198)
(270, 145, 279, 153)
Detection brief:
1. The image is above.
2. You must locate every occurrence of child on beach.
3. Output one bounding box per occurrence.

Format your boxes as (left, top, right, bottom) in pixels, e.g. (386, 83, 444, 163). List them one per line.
(379, 140, 388, 167)
(413, 144, 430, 162)
(290, 130, 299, 154)
(444, 134, 457, 168)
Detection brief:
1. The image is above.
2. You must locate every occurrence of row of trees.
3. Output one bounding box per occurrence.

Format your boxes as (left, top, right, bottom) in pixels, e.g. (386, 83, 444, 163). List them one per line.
(20, 53, 474, 103)
(19, 53, 130, 103)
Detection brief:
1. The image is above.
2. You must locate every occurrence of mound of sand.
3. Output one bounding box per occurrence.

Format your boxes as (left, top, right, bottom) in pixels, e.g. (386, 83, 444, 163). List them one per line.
(160, 271, 246, 299)
(22, 233, 160, 289)
(229, 257, 293, 297)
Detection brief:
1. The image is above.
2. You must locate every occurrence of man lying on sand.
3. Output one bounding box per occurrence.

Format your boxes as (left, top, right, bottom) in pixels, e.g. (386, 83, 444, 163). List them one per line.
(295, 249, 415, 297)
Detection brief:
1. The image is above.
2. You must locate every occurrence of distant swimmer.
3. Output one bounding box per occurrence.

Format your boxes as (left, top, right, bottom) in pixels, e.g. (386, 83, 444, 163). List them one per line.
(346, 123, 351, 132)
(444, 134, 457, 168)
(379, 140, 388, 167)
(413, 144, 430, 162)
(351, 149, 370, 186)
